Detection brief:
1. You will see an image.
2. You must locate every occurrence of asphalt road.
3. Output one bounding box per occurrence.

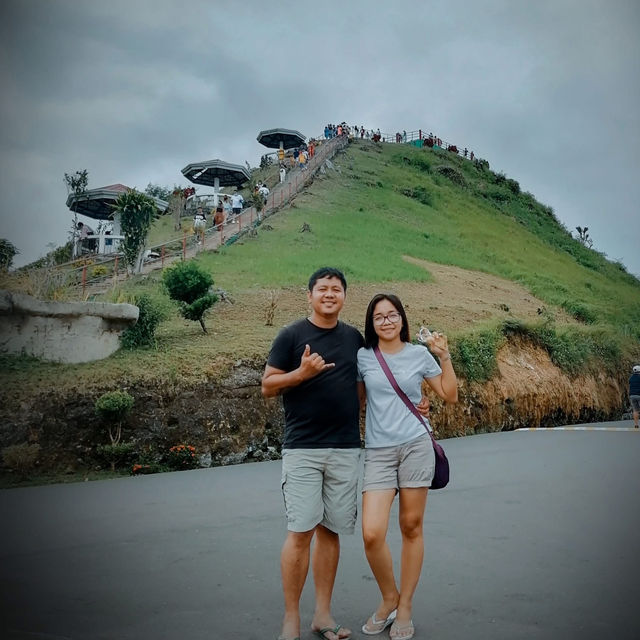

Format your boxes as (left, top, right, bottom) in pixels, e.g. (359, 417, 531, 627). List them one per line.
(1, 421, 639, 640)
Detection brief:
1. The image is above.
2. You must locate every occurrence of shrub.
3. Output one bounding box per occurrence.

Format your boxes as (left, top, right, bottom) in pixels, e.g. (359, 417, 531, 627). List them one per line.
(95, 390, 134, 445)
(561, 300, 597, 324)
(397, 186, 434, 207)
(450, 329, 502, 382)
(162, 261, 218, 333)
(435, 165, 467, 187)
(2, 442, 40, 474)
(114, 189, 159, 273)
(97, 442, 136, 471)
(90, 265, 109, 278)
(165, 444, 199, 470)
(120, 294, 168, 349)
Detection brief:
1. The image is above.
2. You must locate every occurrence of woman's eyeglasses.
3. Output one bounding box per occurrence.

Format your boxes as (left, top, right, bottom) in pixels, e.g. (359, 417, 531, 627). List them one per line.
(373, 312, 402, 326)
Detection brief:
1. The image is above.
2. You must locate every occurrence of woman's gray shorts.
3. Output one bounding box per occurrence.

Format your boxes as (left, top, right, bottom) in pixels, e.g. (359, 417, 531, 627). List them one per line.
(363, 434, 435, 492)
(281, 448, 362, 534)
(630, 395, 640, 412)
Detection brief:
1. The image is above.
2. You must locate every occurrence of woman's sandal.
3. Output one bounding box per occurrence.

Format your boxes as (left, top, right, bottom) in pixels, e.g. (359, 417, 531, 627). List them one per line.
(361, 609, 397, 635)
(389, 619, 415, 640)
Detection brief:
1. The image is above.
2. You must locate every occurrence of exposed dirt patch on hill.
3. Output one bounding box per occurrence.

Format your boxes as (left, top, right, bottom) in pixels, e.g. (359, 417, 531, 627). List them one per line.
(216, 257, 571, 354)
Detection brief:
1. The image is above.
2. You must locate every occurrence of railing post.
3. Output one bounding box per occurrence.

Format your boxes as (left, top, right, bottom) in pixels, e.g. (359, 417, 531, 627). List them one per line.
(238, 212, 242, 231)
(182, 231, 186, 260)
(161, 245, 165, 267)
(82, 264, 87, 298)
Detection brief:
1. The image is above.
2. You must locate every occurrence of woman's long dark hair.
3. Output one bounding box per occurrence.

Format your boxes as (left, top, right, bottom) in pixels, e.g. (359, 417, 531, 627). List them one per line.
(364, 293, 410, 348)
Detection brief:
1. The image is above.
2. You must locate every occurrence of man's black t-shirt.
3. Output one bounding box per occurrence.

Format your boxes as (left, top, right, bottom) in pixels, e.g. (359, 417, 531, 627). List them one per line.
(267, 318, 364, 449)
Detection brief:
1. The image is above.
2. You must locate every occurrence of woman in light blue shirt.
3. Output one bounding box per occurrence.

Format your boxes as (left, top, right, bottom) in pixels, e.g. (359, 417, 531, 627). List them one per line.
(357, 293, 458, 639)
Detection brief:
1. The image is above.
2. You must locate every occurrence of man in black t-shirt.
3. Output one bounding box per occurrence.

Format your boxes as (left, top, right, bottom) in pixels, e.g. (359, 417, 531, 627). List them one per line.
(262, 267, 363, 640)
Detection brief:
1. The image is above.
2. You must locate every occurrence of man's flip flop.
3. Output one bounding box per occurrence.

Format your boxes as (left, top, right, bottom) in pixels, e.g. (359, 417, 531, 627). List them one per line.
(361, 609, 397, 635)
(313, 625, 351, 639)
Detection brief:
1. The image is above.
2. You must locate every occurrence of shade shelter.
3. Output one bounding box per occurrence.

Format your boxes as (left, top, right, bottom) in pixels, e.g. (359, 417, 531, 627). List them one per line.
(66, 183, 167, 220)
(66, 184, 167, 257)
(181, 159, 250, 206)
(257, 128, 306, 156)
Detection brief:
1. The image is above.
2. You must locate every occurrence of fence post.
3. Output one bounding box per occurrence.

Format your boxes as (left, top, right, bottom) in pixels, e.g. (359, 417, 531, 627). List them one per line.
(238, 212, 242, 231)
(161, 245, 165, 267)
(182, 231, 186, 260)
(82, 264, 87, 298)
(281, 191, 284, 206)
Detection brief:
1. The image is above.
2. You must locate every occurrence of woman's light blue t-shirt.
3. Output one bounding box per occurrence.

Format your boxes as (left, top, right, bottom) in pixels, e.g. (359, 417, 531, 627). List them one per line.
(357, 343, 442, 448)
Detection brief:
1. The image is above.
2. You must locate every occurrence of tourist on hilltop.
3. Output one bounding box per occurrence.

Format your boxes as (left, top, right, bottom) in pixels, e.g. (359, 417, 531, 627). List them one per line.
(279, 164, 286, 183)
(222, 195, 232, 224)
(361, 127, 365, 139)
(193, 207, 206, 245)
(230, 191, 244, 221)
(629, 365, 640, 428)
(213, 205, 225, 230)
(76, 221, 96, 253)
(258, 183, 270, 201)
(358, 294, 458, 640)
(299, 148, 308, 171)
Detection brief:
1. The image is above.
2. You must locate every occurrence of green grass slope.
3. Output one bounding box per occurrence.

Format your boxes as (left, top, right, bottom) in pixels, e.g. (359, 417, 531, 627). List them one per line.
(1, 139, 639, 393)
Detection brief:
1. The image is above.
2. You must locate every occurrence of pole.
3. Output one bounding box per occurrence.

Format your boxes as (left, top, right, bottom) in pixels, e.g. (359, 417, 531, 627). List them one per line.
(82, 264, 87, 298)
(182, 231, 186, 260)
(161, 245, 165, 267)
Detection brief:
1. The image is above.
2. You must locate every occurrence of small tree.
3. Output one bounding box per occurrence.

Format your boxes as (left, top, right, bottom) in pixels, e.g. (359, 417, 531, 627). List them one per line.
(95, 390, 134, 446)
(144, 183, 172, 201)
(120, 294, 168, 349)
(575, 226, 593, 248)
(162, 261, 217, 333)
(64, 169, 89, 246)
(114, 189, 158, 273)
(0, 239, 19, 271)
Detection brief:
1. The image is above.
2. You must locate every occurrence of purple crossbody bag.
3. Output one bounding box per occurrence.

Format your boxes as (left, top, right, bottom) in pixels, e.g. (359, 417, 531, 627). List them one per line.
(373, 346, 450, 490)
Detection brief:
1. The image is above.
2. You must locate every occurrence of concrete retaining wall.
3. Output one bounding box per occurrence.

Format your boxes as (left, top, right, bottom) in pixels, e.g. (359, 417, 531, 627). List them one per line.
(0, 289, 138, 363)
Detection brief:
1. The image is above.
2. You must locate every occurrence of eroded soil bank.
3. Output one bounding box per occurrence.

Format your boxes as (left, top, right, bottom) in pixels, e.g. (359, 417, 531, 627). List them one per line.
(0, 338, 626, 475)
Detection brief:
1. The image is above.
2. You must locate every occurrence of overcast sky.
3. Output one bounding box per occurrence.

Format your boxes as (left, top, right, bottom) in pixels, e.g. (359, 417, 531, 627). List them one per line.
(1, 0, 638, 277)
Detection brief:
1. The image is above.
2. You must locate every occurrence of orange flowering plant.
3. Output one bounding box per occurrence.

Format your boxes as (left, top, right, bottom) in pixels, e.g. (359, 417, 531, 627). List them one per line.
(166, 444, 199, 470)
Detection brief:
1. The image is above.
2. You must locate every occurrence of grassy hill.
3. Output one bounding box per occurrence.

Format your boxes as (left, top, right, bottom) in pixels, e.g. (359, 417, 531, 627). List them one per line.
(2, 139, 639, 394)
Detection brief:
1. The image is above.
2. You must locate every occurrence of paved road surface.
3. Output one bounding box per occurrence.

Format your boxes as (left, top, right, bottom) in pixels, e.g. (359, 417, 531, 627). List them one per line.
(1, 422, 639, 640)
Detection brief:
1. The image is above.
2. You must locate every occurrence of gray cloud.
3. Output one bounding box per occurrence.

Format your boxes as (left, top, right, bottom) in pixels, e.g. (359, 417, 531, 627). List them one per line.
(0, 0, 638, 276)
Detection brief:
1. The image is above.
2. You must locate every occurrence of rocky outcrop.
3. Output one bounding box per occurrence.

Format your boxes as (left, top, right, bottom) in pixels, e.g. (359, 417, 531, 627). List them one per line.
(0, 289, 138, 363)
(0, 341, 626, 474)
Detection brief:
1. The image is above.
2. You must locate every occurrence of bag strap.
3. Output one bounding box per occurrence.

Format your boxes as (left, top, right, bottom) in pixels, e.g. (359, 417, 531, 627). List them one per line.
(373, 345, 437, 444)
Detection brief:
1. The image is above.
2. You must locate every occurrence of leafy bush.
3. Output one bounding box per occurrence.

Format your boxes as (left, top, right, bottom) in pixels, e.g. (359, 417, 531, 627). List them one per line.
(561, 300, 597, 324)
(95, 390, 134, 444)
(90, 265, 109, 278)
(394, 154, 432, 174)
(114, 189, 159, 273)
(397, 186, 434, 207)
(165, 444, 199, 470)
(120, 294, 168, 349)
(2, 442, 40, 474)
(450, 329, 502, 382)
(97, 442, 136, 471)
(162, 261, 217, 333)
(435, 165, 467, 187)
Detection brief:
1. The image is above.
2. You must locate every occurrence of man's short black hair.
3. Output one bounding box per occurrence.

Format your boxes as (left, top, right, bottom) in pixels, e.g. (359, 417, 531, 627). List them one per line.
(308, 267, 347, 292)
